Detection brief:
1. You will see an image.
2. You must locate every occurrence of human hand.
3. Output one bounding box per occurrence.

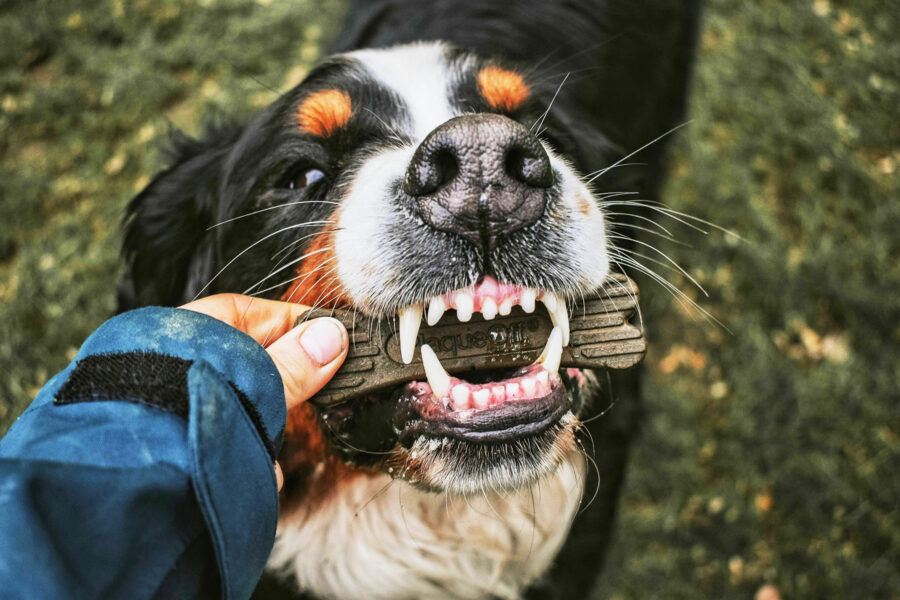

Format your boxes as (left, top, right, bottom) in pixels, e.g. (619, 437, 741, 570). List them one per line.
(179, 294, 348, 490)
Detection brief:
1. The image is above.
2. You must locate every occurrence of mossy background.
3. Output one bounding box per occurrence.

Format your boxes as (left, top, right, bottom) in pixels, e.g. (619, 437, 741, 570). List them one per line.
(1, 1, 897, 598)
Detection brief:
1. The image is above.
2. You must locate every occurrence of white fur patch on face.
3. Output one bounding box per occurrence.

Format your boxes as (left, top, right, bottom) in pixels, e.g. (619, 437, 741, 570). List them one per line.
(333, 144, 417, 310)
(545, 148, 611, 292)
(351, 42, 460, 140)
(269, 451, 586, 600)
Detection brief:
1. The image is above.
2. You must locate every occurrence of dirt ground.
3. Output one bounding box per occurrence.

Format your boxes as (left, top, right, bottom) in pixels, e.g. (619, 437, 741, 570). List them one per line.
(1, 1, 897, 598)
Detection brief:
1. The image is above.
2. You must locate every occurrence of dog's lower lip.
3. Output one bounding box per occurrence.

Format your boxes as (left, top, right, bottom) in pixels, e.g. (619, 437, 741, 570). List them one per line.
(396, 383, 569, 444)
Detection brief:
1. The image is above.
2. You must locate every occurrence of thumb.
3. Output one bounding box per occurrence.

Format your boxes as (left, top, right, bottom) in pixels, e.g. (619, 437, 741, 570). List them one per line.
(265, 317, 348, 410)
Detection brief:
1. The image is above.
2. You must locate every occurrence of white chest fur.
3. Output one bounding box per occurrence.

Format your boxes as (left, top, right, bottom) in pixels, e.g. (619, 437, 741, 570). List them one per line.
(269, 451, 586, 600)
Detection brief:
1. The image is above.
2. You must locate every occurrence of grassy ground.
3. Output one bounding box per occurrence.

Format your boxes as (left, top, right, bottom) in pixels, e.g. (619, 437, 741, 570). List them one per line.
(1, 1, 897, 598)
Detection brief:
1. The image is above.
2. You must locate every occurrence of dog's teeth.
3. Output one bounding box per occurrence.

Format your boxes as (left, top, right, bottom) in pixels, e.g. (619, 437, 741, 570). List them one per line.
(472, 388, 491, 409)
(452, 384, 471, 409)
(536, 326, 563, 375)
(426, 296, 446, 326)
(498, 298, 513, 316)
(542, 292, 570, 346)
(521, 378, 537, 397)
(421, 344, 451, 399)
(520, 289, 537, 313)
(481, 297, 498, 320)
(455, 293, 474, 322)
(398, 303, 423, 364)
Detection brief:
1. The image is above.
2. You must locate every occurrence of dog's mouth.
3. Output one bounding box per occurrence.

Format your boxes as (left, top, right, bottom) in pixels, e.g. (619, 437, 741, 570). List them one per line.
(317, 277, 586, 484)
(394, 359, 570, 445)
(390, 277, 571, 442)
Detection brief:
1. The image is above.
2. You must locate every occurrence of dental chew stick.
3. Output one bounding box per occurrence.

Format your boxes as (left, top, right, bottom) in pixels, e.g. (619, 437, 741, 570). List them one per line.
(299, 273, 646, 406)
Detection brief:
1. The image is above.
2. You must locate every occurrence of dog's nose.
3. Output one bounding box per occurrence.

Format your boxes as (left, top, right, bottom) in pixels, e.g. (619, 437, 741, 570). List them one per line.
(403, 114, 553, 249)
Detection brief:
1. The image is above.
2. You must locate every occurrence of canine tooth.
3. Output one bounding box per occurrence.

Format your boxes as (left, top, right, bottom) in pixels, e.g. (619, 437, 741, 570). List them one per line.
(426, 296, 446, 326)
(521, 378, 537, 397)
(536, 370, 549, 387)
(536, 326, 563, 375)
(398, 303, 423, 364)
(520, 289, 537, 313)
(473, 388, 491, 409)
(420, 344, 451, 398)
(541, 292, 558, 312)
(542, 292, 570, 346)
(481, 297, 498, 320)
(498, 298, 513, 316)
(451, 384, 471, 409)
(455, 293, 474, 321)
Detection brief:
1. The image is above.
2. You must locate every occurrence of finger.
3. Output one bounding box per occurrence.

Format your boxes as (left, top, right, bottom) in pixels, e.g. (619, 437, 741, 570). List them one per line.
(180, 294, 309, 347)
(265, 317, 348, 410)
(275, 461, 284, 492)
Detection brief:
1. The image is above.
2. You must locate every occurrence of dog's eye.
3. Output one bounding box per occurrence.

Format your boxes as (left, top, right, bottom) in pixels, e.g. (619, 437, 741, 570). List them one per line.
(280, 166, 325, 190)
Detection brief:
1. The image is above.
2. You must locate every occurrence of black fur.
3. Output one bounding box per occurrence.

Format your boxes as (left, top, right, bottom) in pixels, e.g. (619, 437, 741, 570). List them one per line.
(120, 1, 701, 597)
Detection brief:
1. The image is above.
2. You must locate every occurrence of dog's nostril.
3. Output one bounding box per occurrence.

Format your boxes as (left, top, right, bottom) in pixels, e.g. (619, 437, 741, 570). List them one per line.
(433, 148, 459, 190)
(404, 146, 459, 197)
(504, 142, 553, 188)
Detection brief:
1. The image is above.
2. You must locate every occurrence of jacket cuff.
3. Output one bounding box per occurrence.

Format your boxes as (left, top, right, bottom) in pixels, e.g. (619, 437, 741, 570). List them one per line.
(74, 307, 286, 454)
(71, 307, 284, 598)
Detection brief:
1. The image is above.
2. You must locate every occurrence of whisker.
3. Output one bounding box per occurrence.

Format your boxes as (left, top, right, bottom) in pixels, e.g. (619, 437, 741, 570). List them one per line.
(531, 72, 570, 135)
(242, 246, 332, 295)
(192, 220, 333, 299)
(585, 121, 692, 185)
(248, 257, 336, 298)
(608, 252, 728, 330)
(353, 479, 396, 519)
(206, 200, 339, 230)
(363, 107, 408, 144)
(604, 200, 709, 234)
(603, 211, 675, 237)
(609, 235, 707, 295)
(580, 162, 647, 180)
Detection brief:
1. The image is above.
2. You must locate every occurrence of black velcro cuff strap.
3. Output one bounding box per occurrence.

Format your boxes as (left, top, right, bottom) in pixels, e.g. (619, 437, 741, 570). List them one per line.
(54, 351, 275, 460)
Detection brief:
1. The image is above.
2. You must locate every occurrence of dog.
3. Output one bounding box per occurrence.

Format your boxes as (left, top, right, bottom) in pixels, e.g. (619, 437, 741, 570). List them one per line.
(118, 1, 701, 598)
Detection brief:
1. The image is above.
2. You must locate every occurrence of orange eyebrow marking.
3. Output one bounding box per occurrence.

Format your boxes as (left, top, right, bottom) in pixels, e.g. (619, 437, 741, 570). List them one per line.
(477, 66, 530, 112)
(297, 89, 353, 137)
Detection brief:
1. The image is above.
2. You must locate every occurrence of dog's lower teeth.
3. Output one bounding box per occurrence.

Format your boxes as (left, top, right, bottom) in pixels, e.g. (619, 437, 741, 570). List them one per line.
(421, 344, 451, 398)
(541, 292, 570, 346)
(536, 326, 563, 374)
(472, 388, 491, 409)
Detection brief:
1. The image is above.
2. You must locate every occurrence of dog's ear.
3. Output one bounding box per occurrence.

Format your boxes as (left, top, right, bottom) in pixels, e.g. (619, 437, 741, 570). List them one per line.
(117, 123, 242, 311)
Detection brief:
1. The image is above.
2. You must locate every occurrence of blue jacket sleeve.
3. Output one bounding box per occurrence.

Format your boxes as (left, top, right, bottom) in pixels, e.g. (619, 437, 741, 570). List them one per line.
(0, 307, 287, 600)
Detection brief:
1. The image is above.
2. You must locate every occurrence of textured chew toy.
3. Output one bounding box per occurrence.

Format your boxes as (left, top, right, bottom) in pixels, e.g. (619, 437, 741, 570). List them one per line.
(299, 273, 646, 406)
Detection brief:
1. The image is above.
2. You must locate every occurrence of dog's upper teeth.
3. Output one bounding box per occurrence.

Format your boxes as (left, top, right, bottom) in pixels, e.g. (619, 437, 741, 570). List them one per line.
(455, 292, 474, 322)
(536, 326, 563, 374)
(426, 296, 446, 326)
(520, 288, 537, 313)
(541, 292, 570, 346)
(421, 344, 451, 398)
(398, 303, 423, 364)
(481, 297, 498, 320)
(498, 297, 513, 316)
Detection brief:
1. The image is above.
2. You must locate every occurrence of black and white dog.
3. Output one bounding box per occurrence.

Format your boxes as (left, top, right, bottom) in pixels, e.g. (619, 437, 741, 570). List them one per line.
(119, 1, 700, 598)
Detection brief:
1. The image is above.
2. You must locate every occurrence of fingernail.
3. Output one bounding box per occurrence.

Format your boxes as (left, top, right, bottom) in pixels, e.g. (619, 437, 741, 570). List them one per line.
(299, 318, 345, 366)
